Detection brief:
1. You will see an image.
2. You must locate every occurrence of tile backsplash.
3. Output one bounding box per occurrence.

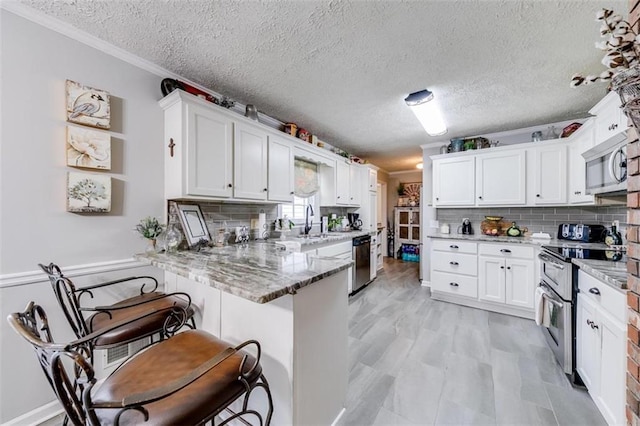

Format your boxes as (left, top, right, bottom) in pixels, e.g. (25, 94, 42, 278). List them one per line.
(436, 206, 628, 240)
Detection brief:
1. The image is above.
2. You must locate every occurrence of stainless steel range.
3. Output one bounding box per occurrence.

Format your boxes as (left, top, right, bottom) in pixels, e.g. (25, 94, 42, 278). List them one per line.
(538, 227, 625, 379)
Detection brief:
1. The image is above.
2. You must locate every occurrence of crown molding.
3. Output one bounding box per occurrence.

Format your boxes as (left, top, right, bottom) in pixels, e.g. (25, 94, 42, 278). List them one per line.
(0, 2, 285, 131)
(388, 169, 424, 176)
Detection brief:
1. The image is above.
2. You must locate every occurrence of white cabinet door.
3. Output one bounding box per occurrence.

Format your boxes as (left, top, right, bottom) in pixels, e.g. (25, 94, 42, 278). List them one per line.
(478, 256, 505, 303)
(592, 91, 627, 146)
(369, 192, 377, 232)
(368, 169, 377, 192)
(268, 135, 294, 202)
(186, 103, 233, 197)
(504, 258, 534, 309)
(596, 308, 626, 426)
(233, 122, 268, 200)
(370, 235, 377, 280)
(349, 165, 362, 206)
(576, 293, 600, 392)
(533, 145, 567, 205)
(568, 120, 595, 204)
(433, 156, 475, 206)
(476, 151, 526, 205)
(336, 161, 350, 205)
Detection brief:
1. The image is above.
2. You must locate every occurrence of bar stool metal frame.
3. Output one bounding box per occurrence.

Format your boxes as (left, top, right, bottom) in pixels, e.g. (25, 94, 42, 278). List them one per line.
(38, 262, 196, 362)
(8, 302, 274, 426)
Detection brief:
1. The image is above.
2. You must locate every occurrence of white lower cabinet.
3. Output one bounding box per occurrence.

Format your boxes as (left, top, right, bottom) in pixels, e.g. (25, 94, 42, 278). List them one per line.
(430, 239, 535, 318)
(576, 270, 626, 426)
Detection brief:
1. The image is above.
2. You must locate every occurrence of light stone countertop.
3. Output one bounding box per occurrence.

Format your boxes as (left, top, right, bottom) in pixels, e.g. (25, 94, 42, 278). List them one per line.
(571, 258, 628, 291)
(134, 241, 354, 304)
(290, 230, 374, 247)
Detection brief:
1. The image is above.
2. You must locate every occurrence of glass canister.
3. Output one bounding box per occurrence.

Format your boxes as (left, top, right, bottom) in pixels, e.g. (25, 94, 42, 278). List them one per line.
(164, 224, 183, 252)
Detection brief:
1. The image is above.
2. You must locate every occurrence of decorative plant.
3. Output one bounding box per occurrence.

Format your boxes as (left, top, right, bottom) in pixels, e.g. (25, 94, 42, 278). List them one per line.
(135, 216, 165, 240)
(571, 8, 640, 87)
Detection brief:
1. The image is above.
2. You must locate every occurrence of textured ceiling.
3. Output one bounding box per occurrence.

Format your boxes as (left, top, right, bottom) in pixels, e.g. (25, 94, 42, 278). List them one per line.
(18, 0, 627, 171)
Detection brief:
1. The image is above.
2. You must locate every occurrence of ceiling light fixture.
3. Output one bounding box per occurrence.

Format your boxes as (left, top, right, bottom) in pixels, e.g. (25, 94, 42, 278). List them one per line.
(416, 162, 423, 169)
(404, 89, 447, 136)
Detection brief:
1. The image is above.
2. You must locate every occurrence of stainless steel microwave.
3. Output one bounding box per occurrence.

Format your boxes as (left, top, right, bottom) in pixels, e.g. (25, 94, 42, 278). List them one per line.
(582, 133, 627, 195)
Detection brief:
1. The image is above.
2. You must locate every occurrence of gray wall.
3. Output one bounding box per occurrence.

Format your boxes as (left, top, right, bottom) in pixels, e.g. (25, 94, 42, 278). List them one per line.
(436, 205, 628, 240)
(0, 10, 166, 422)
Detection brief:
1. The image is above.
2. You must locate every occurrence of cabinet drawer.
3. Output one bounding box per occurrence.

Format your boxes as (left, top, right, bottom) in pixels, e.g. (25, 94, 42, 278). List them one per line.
(478, 243, 533, 259)
(578, 270, 626, 323)
(432, 239, 477, 254)
(431, 271, 478, 299)
(432, 252, 477, 276)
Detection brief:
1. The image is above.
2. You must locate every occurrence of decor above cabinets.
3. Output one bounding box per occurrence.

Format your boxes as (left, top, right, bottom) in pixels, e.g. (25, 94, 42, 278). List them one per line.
(159, 90, 373, 205)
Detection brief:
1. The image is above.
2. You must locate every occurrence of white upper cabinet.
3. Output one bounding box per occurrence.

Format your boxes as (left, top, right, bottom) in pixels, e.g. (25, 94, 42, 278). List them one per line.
(233, 122, 268, 200)
(349, 165, 362, 206)
(532, 144, 567, 205)
(590, 91, 628, 147)
(268, 135, 294, 203)
(161, 94, 234, 199)
(432, 156, 475, 206)
(335, 160, 351, 205)
(368, 169, 377, 192)
(476, 150, 526, 205)
(568, 120, 595, 204)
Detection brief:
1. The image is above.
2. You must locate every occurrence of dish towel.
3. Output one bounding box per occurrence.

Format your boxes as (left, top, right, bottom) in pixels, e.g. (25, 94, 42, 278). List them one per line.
(542, 297, 553, 328)
(534, 287, 545, 326)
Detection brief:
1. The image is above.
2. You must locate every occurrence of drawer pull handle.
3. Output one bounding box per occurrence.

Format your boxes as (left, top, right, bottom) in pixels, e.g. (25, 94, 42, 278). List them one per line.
(449, 261, 459, 266)
(449, 282, 459, 287)
(500, 249, 511, 253)
(449, 245, 459, 249)
(588, 287, 601, 295)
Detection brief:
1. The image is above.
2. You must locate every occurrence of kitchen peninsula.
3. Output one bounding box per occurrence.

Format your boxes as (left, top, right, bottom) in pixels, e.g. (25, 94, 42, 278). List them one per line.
(135, 242, 353, 426)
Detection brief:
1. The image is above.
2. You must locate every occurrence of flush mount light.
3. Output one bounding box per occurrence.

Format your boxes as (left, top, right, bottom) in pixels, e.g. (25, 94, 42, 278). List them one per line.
(416, 162, 423, 169)
(404, 89, 447, 136)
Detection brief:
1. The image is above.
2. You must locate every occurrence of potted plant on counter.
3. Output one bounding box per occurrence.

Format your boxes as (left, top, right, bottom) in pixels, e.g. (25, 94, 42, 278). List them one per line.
(135, 216, 165, 253)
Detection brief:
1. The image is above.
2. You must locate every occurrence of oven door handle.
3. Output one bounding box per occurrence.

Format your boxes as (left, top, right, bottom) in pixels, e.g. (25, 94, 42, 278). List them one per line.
(538, 252, 565, 270)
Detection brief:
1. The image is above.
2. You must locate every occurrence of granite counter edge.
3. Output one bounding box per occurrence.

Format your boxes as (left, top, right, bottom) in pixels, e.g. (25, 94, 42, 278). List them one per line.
(571, 259, 627, 292)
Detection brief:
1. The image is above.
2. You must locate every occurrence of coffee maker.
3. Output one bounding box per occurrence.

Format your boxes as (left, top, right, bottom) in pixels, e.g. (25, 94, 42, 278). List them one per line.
(348, 213, 362, 231)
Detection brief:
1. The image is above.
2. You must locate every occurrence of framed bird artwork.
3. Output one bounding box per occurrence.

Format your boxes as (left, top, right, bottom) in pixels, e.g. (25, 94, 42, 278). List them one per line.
(66, 80, 111, 129)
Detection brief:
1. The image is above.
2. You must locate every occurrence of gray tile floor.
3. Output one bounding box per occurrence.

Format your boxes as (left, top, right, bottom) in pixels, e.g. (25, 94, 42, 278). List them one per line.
(338, 258, 606, 426)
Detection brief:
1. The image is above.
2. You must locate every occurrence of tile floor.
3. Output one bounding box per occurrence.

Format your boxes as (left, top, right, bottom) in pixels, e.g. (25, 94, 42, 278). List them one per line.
(338, 258, 606, 426)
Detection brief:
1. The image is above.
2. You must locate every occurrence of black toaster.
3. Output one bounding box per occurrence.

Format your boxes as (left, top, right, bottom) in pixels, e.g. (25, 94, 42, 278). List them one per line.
(557, 224, 606, 243)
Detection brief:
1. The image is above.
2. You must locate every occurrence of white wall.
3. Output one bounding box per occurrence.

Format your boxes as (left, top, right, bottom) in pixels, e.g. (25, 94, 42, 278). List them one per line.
(0, 9, 166, 423)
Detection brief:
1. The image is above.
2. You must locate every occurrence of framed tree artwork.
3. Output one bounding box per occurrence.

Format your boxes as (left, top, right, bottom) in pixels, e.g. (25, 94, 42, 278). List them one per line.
(67, 172, 111, 213)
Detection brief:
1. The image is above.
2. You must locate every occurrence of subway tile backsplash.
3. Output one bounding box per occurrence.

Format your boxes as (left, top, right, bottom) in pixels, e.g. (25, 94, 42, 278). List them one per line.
(436, 206, 628, 240)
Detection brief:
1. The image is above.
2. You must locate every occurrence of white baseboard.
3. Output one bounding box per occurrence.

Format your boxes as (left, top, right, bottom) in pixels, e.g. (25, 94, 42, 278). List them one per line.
(2, 400, 63, 426)
(0, 258, 146, 288)
(431, 291, 535, 320)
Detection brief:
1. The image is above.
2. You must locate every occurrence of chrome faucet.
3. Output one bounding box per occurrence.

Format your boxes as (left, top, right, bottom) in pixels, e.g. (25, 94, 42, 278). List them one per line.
(304, 205, 314, 235)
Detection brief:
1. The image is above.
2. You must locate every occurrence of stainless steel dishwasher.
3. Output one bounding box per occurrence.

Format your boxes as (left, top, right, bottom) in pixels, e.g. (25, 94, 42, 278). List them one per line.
(352, 235, 372, 294)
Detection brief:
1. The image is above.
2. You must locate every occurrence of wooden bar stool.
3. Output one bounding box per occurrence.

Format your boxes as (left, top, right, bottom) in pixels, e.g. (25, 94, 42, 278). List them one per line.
(7, 302, 273, 425)
(39, 262, 196, 361)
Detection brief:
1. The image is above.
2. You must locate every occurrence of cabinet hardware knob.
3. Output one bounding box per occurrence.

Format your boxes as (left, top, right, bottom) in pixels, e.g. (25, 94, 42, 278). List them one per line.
(507, 266, 511, 270)
(592, 323, 599, 330)
(588, 287, 601, 295)
(290, 191, 294, 195)
(450, 245, 459, 249)
(478, 196, 483, 199)
(501, 266, 505, 269)
(337, 196, 341, 199)
(536, 194, 540, 197)
(449, 282, 459, 287)
(449, 261, 459, 266)
(436, 197, 439, 201)
(500, 249, 511, 253)
(228, 183, 232, 188)
(168, 138, 176, 157)
(587, 319, 592, 326)
(613, 124, 618, 130)
(263, 188, 268, 192)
